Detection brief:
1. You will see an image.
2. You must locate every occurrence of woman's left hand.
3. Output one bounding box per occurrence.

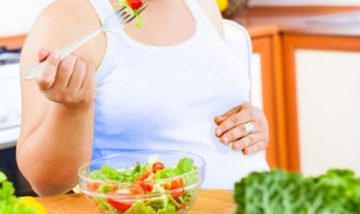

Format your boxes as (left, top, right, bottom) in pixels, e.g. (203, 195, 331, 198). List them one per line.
(214, 103, 269, 154)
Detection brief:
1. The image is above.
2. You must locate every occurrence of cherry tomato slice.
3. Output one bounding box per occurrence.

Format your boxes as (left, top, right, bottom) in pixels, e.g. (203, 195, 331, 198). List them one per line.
(127, 0, 143, 10)
(170, 177, 185, 199)
(152, 162, 165, 173)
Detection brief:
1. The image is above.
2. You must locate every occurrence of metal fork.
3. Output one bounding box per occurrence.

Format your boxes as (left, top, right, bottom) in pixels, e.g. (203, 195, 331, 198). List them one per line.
(24, 4, 148, 80)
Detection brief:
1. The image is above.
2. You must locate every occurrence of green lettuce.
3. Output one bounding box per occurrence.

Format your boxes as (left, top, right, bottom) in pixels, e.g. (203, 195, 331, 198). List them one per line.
(89, 162, 144, 183)
(234, 169, 360, 214)
(154, 158, 196, 184)
(0, 171, 36, 214)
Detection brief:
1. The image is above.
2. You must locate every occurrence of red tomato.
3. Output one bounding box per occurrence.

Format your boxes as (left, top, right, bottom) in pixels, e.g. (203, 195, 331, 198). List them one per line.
(152, 162, 165, 173)
(127, 0, 143, 10)
(107, 187, 143, 212)
(138, 170, 152, 181)
(107, 199, 134, 212)
(177, 202, 187, 210)
(170, 177, 185, 199)
(87, 182, 101, 192)
(139, 181, 154, 193)
(129, 184, 144, 195)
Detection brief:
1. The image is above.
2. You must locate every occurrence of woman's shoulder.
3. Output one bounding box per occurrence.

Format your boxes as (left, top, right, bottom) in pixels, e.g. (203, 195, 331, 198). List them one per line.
(30, 0, 99, 43)
(195, 0, 224, 37)
(21, 0, 105, 70)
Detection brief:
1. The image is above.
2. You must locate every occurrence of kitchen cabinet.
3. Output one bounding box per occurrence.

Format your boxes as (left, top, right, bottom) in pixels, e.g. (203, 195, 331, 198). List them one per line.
(250, 33, 287, 169)
(282, 34, 360, 173)
(237, 8, 360, 173)
(0, 35, 25, 49)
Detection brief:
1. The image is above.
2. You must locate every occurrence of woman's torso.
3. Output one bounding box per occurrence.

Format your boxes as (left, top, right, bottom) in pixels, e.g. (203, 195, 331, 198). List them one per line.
(89, 0, 268, 189)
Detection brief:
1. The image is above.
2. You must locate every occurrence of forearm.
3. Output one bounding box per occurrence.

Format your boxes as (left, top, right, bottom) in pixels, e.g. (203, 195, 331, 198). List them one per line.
(17, 103, 94, 195)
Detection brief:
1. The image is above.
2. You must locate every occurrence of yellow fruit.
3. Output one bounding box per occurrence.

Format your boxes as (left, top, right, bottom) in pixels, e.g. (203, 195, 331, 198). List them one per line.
(216, 0, 229, 12)
(21, 197, 47, 214)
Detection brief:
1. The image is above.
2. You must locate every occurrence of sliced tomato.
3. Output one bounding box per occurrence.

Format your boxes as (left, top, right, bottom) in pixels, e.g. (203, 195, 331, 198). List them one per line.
(107, 198, 134, 212)
(177, 202, 187, 210)
(138, 180, 154, 193)
(107, 187, 143, 212)
(152, 162, 165, 173)
(129, 184, 144, 195)
(138, 169, 152, 181)
(87, 182, 101, 192)
(170, 177, 185, 199)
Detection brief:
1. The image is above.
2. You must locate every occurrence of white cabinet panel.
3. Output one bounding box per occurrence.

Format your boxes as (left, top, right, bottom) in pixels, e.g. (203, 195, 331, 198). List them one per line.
(250, 53, 263, 110)
(296, 50, 360, 176)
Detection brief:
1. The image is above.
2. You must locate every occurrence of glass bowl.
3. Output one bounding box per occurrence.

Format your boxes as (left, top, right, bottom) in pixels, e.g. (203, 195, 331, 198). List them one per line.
(78, 150, 206, 214)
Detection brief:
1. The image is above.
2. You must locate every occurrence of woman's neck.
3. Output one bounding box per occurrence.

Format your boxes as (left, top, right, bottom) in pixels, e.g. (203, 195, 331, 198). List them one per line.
(110, 0, 197, 46)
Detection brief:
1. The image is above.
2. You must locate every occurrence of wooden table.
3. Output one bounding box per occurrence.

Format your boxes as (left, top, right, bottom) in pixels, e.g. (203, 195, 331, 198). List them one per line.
(37, 190, 236, 214)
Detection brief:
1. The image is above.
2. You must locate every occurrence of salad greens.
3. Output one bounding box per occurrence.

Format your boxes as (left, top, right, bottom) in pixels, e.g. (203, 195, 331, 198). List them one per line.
(234, 169, 360, 214)
(0, 171, 36, 214)
(117, 0, 144, 27)
(87, 157, 200, 214)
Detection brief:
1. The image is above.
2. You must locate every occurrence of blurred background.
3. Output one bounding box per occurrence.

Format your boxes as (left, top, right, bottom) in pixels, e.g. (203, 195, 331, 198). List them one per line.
(0, 0, 359, 195)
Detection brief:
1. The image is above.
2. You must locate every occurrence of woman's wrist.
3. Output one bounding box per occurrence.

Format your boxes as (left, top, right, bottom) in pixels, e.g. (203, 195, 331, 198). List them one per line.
(49, 101, 94, 117)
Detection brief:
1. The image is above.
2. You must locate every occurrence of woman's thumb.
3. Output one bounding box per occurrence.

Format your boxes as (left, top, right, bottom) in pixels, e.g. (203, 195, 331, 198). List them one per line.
(38, 48, 51, 62)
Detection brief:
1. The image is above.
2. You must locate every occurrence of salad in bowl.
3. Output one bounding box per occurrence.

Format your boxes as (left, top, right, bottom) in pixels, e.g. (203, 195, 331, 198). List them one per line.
(78, 151, 206, 214)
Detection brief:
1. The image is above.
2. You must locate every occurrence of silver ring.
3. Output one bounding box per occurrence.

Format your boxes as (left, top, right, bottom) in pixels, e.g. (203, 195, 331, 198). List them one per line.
(245, 122, 254, 135)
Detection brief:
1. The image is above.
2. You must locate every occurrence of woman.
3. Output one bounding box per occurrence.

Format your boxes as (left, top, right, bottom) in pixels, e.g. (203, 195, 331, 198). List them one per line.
(17, 0, 269, 196)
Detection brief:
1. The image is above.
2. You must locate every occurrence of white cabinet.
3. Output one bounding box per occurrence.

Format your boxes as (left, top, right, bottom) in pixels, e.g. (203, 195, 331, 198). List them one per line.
(295, 49, 360, 176)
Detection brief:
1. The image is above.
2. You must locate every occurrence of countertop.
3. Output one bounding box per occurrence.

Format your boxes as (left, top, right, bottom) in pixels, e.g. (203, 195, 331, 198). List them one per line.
(37, 189, 236, 214)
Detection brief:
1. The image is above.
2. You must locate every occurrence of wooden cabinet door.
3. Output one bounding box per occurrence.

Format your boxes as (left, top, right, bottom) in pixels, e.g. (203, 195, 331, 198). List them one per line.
(252, 36, 285, 168)
(282, 34, 360, 172)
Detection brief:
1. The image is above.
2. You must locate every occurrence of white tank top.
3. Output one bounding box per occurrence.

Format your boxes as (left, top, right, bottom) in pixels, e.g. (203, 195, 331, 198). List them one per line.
(89, 0, 268, 189)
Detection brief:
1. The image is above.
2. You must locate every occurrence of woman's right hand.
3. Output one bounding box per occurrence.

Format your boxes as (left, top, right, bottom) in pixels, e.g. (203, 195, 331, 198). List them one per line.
(36, 48, 96, 110)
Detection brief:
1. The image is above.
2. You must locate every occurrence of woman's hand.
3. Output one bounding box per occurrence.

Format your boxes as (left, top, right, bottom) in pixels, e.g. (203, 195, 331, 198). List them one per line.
(214, 103, 269, 154)
(36, 48, 96, 110)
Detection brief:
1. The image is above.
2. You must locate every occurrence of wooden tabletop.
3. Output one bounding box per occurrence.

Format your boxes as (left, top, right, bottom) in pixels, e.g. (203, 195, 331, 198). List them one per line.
(37, 189, 236, 214)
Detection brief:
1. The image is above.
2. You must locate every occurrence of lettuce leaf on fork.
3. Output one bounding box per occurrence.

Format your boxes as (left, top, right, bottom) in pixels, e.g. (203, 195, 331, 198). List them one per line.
(117, 0, 144, 27)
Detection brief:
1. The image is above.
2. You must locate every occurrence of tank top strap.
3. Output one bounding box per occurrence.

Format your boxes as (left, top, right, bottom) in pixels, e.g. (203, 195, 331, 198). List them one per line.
(87, 0, 120, 82)
(184, 0, 222, 38)
(88, 0, 116, 25)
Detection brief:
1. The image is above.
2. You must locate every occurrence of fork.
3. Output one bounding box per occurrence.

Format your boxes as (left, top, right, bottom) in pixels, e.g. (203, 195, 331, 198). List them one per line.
(24, 3, 148, 80)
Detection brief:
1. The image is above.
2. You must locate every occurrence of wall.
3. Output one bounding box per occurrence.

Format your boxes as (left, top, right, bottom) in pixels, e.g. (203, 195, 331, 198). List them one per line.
(0, 0, 53, 36)
(250, 0, 360, 6)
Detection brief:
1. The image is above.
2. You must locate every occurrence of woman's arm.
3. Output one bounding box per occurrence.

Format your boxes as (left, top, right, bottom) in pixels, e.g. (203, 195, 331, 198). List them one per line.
(16, 0, 105, 196)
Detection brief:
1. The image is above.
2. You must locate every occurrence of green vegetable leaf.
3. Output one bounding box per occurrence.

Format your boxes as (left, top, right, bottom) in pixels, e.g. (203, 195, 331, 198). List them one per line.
(97, 184, 115, 194)
(0, 171, 7, 183)
(154, 168, 176, 180)
(117, 0, 144, 28)
(157, 203, 177, 214)
(175, 158, 195, 174)
(0, 171, 37, 214)
(88, 170, 109, 182)
(125, 201, 156, 214)
(234, 169, 360, 214)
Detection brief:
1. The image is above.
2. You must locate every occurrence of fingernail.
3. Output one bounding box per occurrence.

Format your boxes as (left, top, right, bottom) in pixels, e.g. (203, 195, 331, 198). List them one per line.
(216, 128, 223, 136)
(232, 143, 240, 151)
(222, 136, 229, 144)
(52, 51, 61, 60)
